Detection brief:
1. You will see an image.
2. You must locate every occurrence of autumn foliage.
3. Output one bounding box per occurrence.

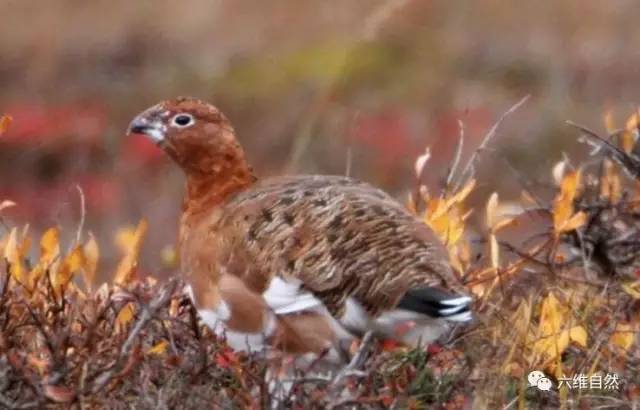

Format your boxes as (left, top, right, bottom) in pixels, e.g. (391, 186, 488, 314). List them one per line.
(0, 108, 639, 409)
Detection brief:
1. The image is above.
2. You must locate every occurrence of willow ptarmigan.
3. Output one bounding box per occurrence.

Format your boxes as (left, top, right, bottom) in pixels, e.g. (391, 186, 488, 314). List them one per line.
(127, 97, 472, 359)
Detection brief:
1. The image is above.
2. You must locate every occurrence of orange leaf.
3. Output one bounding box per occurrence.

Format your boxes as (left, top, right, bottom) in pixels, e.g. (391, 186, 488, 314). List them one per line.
(620, 112, 639, 153)
(116, 302, 136, 331)
(560, 170, 581, 203)
(625, 112, 638, 133)
(445, 179, 476, 209)
(114, 219, 148, 285)
(621, 131, 635, 154)
(30, 227, 61, 288)
(147, 340, 169, 356)
(0, 114, 12, 136)
(54, 246, 85, 291)
(553, 170, 582, 234)
(83, 233, 99, 291)
(40, 227, 60, 265)
(560, 211, 587, 233)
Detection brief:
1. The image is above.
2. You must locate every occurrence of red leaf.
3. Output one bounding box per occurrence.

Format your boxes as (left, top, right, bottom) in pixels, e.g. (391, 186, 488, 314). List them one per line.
(43, 385, 75, 403)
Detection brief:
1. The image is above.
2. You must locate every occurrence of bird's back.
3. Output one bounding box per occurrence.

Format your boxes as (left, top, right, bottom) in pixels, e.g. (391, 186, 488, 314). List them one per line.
(212, 174, 462, 317)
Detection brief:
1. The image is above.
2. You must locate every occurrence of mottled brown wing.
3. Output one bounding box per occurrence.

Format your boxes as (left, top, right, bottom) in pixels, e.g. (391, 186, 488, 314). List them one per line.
(215, 175, 461, 317)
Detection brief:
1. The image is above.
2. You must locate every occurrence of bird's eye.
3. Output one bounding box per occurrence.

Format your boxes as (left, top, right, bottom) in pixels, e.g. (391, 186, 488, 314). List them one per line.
(171, 114, 194, 128)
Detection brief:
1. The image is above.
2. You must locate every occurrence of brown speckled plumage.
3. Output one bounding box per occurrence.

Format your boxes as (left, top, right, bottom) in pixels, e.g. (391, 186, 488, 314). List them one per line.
(127, 97, 472, 356)
(217, 175, 462, 316)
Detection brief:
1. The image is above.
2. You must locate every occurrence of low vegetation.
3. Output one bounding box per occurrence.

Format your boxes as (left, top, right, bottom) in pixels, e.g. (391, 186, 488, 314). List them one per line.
(0, 106, 638, 409)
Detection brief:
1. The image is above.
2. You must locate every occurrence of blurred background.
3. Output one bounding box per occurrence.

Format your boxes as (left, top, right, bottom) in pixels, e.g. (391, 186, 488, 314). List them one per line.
(1, 0, 639, 276)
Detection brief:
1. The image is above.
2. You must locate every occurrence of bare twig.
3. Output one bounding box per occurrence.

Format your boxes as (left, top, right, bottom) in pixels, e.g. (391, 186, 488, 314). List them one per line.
(568, 120, 640, 179)
(444, 119, 465, 192)
(327, 331, 375, 406)
(89, 278, 179, 394)
(496, 154, 547, 209)
(454, 95, 531, 191)
(74, 184, 86, 246)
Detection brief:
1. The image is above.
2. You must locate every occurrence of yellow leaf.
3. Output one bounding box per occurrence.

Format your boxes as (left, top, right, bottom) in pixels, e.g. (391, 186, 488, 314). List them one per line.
(559, 211, 587, 233)
(486, 192, 499, 229)
(426, 211, 449, 241)
(489, 233, 499, 269)
(569, 326, 587, 347)
(553, 200, 572, 234)
(0, 200, 16, 213)
(83, 233, 99, 291)
(534, 329, 570, 360)
(625, 112, 638, 133)
(54, 246, 85, 291)
(560, 170, 581, 203)
(444, 179, 476, 209)
(493, 217, 517, 232)
(533, 293, 588, 360)
(621, 112, 638, 154)
(116, 302, 136, 331)
(425, 198, 447, 221)
(114, 219, 148, 285)
(147, 340, 168, 356)
(553, 170, 582, 234)
(621, 281, 640, 299)
(29, 227, 61, 288)
(610, 323, 635, 351)
(604, 110, 616, 134)
(539, 293, 563, 337)
(40, 227, 60, 265)
(0, 114, 12, 136)
(621, 131, 635, 154)
(4, 228, 26, 285)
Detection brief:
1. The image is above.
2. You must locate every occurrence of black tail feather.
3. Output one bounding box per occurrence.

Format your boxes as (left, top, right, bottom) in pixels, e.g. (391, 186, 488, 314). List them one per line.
(397, 287, 472, 321)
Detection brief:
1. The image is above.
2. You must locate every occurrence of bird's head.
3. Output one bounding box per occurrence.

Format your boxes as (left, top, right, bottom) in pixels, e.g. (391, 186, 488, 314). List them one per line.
(127, 97, 246, 177)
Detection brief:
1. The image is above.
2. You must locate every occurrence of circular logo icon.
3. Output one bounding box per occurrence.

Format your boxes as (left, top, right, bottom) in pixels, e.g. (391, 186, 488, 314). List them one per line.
(528, 370, 545, 387)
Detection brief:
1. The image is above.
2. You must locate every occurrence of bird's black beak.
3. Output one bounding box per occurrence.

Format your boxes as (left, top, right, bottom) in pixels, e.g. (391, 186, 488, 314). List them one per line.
(127, 114, 166, 144)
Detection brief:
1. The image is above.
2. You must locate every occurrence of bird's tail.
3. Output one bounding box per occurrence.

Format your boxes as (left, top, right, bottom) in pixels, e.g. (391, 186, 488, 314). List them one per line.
(396, 287, 472, 322)
(374, 287, 472, 347)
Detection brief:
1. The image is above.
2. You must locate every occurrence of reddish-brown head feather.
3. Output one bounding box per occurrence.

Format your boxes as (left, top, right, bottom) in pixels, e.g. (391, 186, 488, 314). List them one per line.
(128, 97, 257, 217)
